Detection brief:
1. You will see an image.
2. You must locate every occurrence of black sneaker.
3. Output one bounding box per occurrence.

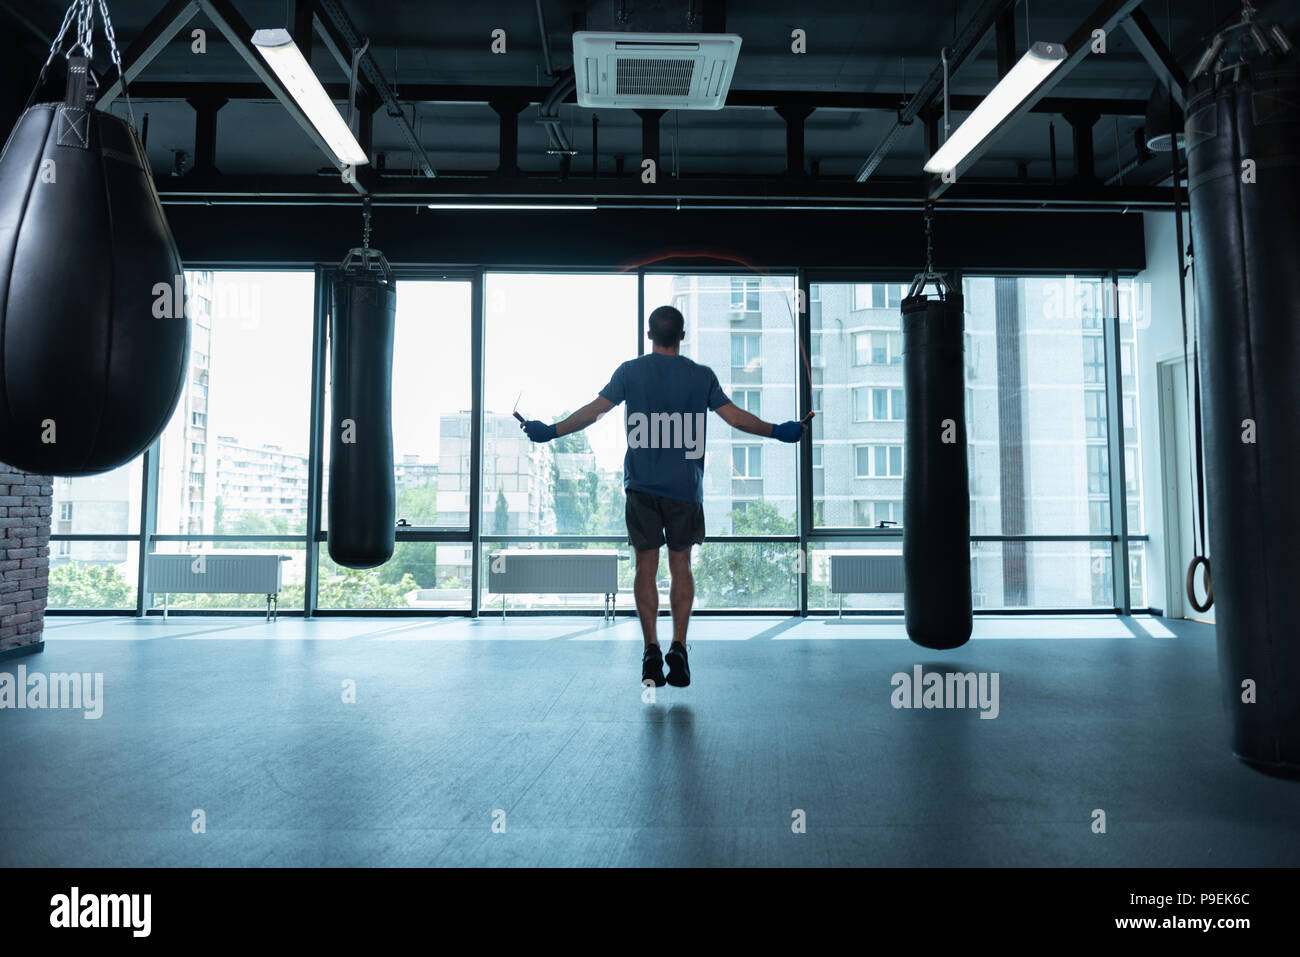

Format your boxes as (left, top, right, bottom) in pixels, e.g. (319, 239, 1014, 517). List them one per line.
(642, 644, 666, 687)
(665, 641, 690, 687)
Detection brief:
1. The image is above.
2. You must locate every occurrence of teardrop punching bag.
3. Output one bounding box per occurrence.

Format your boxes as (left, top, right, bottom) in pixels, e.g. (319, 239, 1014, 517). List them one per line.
(1184, 19, 1300, 775)
(327, 248, 396, 569)
(902, 278, 973, 649)
(0, 57, 188, 475)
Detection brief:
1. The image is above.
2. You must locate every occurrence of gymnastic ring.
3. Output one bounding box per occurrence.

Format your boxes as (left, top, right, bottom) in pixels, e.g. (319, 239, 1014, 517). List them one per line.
(1186, 555, 1213, 614)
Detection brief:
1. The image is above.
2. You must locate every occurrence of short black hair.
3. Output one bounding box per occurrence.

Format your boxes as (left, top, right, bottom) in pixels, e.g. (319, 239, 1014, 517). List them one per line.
(648, 305, 685, 347)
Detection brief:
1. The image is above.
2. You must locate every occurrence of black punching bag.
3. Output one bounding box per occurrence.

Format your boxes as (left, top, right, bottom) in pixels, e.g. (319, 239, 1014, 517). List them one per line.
(1184, 25, 1300, 774)
(327, 249, 396, 569)
(0, 59, 188, 475)
(902, 281, 972, 649)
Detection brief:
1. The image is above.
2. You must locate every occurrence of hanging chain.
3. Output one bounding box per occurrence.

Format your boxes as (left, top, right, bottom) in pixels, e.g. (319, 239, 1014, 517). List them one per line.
(30, 1, 136, 124)
(96, 0, 135, 125)
(923, 202, 935, 275)
(73, 0, 94, 60)
(98, 0, 123, 77)
(362, 197, 373, 250)
(40, 4, 78, 71)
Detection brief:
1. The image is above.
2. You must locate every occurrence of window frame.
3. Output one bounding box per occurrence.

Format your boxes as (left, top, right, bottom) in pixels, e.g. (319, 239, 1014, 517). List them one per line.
(47, 264, 1149, 618)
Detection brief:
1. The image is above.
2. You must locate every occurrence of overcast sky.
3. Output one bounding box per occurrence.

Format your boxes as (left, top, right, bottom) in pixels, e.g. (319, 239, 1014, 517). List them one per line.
(200, 271, 644, 473)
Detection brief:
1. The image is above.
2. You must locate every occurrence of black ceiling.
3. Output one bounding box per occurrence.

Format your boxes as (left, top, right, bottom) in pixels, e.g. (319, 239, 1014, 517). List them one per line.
(2, 0, 1296, 199)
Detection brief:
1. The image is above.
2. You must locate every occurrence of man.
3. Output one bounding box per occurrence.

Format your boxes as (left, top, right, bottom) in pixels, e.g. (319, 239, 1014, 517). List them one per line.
(520, 304, 806, 688)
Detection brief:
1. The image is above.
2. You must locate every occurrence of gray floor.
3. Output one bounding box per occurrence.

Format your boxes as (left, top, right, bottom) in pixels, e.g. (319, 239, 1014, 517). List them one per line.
(2, 614, 1298, 867)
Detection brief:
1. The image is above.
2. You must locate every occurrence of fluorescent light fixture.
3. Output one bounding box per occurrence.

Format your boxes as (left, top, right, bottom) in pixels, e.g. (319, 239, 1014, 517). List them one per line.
(251, 28, 369, 168)
(924, 41, 1067, 175)
(425, 203, 598, 211)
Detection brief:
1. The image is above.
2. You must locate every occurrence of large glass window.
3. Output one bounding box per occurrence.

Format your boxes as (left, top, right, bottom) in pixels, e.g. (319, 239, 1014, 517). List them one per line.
(964, 275, 1116, 608)
(481, 273, 637, 539)
(317, 279, 474, 611)
(44, 264, 1151, 618)
(808, 541, 903, 611)
(641, 273, 799, 610)
(971, 541, 1105, 609)
(49, 463, 140, 609)
(811, 281, 908, 528)
(964, 275, 1113, 536)
(394, 281, 472, 527)
(156, 271, 314, 540)
(143, 270, 315, 612)
(47, 542, 141, 611)
(1118, 277, 1147, 604)
(643, 273, 799, 533)
(318, 543, 468, 611)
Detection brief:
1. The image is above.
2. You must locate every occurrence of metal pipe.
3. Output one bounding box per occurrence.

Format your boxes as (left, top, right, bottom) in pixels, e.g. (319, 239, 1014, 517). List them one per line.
(157, 196, 1179, 212)
(534, 0, 554, 77)
(856, 0, 1018, 181)
(316, 0, 436, 177)
(941, 47, 951, 141)
(1049, 120, 1058, 185)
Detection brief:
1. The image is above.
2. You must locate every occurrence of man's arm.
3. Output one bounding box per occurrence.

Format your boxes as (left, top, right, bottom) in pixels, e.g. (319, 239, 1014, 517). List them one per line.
(714, 402, 809, 442)
(717, 400, 806, 442)
(714, 402, 774, 436)
(556, 396, 615, 437)
(522, 395, 616, 442)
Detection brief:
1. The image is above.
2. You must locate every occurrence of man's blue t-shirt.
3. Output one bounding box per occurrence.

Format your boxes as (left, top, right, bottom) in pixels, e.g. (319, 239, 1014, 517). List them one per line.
(599, 353, 731, 503)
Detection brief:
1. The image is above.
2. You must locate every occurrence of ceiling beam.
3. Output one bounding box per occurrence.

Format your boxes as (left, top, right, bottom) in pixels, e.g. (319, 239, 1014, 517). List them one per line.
(122, 81, 1148, 118)
(929, 0, 1147, 199)
(855, 0, 1018, 182)
(310, 4, 351, 70)
(97, 0, 201, 109)
(315, 0, 436, 178)
(775, 105, 815, 179)
(193, 0, 371, 194)
(150, 170, 1176, 212)
(995, 6, 1017, 78)
(0, 0, 57, 48)
(1120, 7, 1188, 107)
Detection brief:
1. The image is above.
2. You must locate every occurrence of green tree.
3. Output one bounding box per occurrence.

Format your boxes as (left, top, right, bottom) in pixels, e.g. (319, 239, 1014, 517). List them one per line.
(594, 471, 626, 536)
(394, 483, 438, 526)
(551, 415, 591, 454)
(212, 495, 225, 534)
(377, 484, 442, 587)
(314, 567, 418, 608)
(550, 412, 597, 534)
(48, 562, 133, 609)
(693, 502, 796, 608)
(551, 462, 594, 535)
(222, 511, 296, 549)
(493, 489, 510, 535)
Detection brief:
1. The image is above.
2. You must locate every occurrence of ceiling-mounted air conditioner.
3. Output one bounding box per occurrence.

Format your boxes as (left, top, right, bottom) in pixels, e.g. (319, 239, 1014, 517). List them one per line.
(573, 32, 742, 110)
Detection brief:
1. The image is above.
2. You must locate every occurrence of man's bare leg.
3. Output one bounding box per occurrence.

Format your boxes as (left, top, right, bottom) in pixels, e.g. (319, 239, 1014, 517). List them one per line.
(667, 546, 694, 646)
(634, 547, 661, 649)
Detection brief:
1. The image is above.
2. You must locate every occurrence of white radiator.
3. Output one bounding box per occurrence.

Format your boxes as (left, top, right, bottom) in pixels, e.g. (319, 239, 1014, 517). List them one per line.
(148, 551, 289, 619)
(487, 549, 621, 619)
(829, 552, 905, 594)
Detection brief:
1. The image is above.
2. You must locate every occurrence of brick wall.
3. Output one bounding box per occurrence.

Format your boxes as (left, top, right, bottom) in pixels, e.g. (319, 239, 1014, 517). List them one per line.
(0, 465, 52, 652)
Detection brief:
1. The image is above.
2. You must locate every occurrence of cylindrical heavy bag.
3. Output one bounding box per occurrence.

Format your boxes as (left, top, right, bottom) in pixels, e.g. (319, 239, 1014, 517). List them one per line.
(0, 83, 189, 474)
(902, 290, 972, 649)
(327, 250, 396, 569)
(1185, 50, 1300, 775)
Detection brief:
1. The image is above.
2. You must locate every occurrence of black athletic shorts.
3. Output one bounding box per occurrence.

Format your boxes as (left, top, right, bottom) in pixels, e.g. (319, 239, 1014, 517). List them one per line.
(625, 489, 706, 552)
